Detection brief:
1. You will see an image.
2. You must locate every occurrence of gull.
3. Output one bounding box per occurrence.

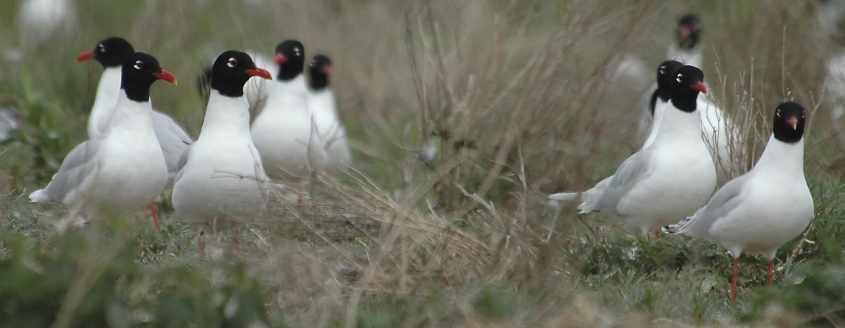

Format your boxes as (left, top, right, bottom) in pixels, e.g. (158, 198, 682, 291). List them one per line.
(551, 65, 716, 236)
(664, 101, 814, 303)
(29, 52, 177, 229)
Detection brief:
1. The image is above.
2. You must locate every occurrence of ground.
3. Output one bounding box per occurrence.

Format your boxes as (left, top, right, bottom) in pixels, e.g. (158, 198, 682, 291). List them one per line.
(1, 0, 845, 327)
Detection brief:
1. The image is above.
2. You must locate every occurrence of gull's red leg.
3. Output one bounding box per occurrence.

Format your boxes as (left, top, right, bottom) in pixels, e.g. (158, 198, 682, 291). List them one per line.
(767, 260, 774, 287)
(148, 201, 160, 231)
(198, 230, 206, 257)
(731, 258, 739, 304)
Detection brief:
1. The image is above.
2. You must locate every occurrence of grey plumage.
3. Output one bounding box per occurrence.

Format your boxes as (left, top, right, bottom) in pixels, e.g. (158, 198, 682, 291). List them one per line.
(31, 138, 101, 204)
(152, 110, 192, 177)
(663, 175, 747, 236)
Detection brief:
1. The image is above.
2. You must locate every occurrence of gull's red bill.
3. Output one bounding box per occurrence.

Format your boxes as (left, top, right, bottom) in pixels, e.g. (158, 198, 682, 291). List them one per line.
(247, 68, 272, 80)
(692, 81, 708, 94)
(154, 68, 178, 85)
(786, 116, 798, 130)
(274, 54, 287, 65)
(77, 51, 95, 63)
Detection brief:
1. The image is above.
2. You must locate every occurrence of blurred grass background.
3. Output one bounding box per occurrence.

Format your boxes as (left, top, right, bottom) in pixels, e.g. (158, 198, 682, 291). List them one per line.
(1, 0, 845, 326)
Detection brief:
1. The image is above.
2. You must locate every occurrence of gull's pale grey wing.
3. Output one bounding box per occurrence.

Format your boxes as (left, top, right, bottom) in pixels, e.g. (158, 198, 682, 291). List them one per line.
(637, 82, 658, 143)
(245, 52, 276, 123)
(574, 175, 612, 214)
(43, 139, 102, 204)
(667, 173, 749, 237)
(595, 149, 654, 215)
(151, 110, 193, 176)
(172, 141, 193, 186)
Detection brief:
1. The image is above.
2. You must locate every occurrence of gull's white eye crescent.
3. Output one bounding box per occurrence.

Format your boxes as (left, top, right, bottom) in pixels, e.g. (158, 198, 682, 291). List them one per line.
(98, 44, 106, 52)
(776, 110, 782, 118)
(293, 47, 301, 57)
(227, 57, 237, 68)
(675, 73, 683, 83)
(133, 60, 143, 70)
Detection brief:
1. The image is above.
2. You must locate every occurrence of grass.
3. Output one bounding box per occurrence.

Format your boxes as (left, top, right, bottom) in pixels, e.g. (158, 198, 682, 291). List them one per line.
(2, 0, 845, 326)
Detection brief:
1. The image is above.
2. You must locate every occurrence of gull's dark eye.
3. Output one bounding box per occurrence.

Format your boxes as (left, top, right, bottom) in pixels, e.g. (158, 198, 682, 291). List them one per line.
(98, 44, 106, 53)
(226, 57, 237, 68)
(776, 110, 782, 118)
(293, 47, 302, 57)
(133, 60, 143, 70)
(675, 73, 683, 83)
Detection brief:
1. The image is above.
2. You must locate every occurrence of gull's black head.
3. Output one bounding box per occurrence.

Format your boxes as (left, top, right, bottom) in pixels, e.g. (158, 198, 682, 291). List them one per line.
(121, 52, 177, 102)
(211, 50, 272, 97)
(669, 65, 707, 112)
(78, 37, 135, 68)
(656, 60, 684, 93)
(649, 60, 684, 115)
(308, 54, 332, 91)
(676, 14, 701, 50)
(773, 101, 807, 143)
(273, 40, 305, 81)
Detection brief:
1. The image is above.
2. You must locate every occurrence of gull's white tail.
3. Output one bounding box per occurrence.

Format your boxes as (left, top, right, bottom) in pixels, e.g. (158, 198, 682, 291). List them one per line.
(661, 215, 694, 234)
(548, 192, 578, 202)
(28, 189, 49, 203)
(547, 175, 611, 214)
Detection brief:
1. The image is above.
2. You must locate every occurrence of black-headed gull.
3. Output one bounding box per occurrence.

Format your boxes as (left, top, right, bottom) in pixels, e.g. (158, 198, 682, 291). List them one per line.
(643, 60, 686, 147)
(635, 15, 702, 139)
(172, 51, 273, 222)
(77, 37, 193, 181)
(550, 60, 684, 211)
(29, 52, 177, 228)
(616, 13, 703, 105)
(635, 15, 740, 174)
(663, 101, 814, 303)
(551, 65, 717, 236)
(551, 60, 682, 200)
(636, 14, 703, 139)
(667, 14, 703, 67)
(304, 54, 352, 170)
(249, 40, 328, 178)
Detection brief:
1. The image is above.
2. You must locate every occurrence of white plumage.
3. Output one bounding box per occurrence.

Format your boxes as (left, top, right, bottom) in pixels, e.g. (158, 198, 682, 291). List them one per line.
(667, 135, 813, 256)
(250, 75, 316, 177)
(172, 91, 269, 220)
(305, 86, 352, 170)
(664, 101, 813, 302)
(638, 70, 740, 175)
(29, 91, 168, 221)
(87, 67, 192, 179)
(172, 51, 273, 221)
(249, 50, 351, 178)
(551, 65, 717, 236)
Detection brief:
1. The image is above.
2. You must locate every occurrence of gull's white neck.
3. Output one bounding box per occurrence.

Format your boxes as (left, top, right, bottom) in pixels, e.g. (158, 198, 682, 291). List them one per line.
(200, 90, 251, 139)
(88, 67, 122, 137)
(653, 102, 702, 143)
(107, 90, 154, 133)
(753, 135, 805, 174)
(309, 89, 336, 110)
(667, 45, 702, 68)
(273, 74, 307, 93)
(643, 99, 669, 148)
